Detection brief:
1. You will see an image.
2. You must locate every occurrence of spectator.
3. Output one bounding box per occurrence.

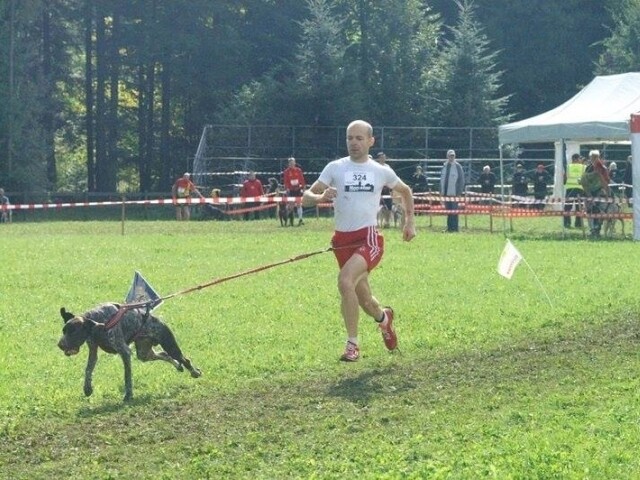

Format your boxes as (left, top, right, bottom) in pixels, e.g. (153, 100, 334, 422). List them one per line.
(563, 153, 585, 228)
(302, 119, 416, 362)
(0, 188, 10, 223)
(608, 161, 625, 198)
(412, 165, 429, 193)
(623, 155, 633, 203)
(266, 177, 280, 220)
(608, 161, 620, 183)
(203, 188, 227, 220)
(532, 164, 550, 211)
(376, 152, 393, 228)
(283, 157, 306, 226)
(171, 172, 204, 221)
(580, 149, 610, 238)
(439, 149, 465, 232)
(511, 163, 529, 208)
(240, 171, 264, 220)
(478, 165, 496, 195)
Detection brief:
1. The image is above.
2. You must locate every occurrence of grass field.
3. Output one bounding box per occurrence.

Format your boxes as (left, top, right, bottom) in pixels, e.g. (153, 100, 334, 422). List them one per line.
(1, 215, 639, 479)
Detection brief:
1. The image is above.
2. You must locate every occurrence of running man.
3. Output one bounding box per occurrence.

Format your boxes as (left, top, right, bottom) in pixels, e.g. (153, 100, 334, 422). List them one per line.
(303, 120, 416, 361)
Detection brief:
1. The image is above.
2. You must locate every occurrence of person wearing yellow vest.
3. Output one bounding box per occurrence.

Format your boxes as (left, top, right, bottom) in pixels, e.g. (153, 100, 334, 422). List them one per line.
(563, 153, 586, 228)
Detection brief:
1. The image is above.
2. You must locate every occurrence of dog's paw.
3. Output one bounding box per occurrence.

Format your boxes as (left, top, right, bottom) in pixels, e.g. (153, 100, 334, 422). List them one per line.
(123, 392, 133, 402)
(190, 367, 202, 378)
(84, 384, 93, 397)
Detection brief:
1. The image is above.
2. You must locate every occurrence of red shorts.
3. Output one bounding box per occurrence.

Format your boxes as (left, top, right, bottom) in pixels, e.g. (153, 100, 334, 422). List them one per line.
(331, 226, 384, 271)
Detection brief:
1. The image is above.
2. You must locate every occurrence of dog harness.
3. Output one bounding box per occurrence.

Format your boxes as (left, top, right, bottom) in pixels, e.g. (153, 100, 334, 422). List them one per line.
(103, 303, 152, 336)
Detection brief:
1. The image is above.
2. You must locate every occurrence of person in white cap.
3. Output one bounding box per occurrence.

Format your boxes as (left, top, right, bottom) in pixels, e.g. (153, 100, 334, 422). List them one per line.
(478, 165, 496, 195)
(171, 172, 204, 221)
(439, 149, 464, 232)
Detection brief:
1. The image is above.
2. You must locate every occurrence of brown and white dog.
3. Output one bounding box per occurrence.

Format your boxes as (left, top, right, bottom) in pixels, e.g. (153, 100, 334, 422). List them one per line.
(57, 303, 201, 401)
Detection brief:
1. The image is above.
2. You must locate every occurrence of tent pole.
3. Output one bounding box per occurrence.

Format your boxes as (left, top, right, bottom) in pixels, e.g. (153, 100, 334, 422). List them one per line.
(499, 143, 506, 236)
(631, 114, 640, 241)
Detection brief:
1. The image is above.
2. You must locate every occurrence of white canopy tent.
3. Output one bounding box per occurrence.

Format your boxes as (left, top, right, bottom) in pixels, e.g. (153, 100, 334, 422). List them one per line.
(498, 72, 640, 239)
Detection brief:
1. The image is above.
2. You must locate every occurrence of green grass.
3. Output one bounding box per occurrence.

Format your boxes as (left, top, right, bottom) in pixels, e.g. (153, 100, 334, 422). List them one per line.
(0, 217, 639, 479)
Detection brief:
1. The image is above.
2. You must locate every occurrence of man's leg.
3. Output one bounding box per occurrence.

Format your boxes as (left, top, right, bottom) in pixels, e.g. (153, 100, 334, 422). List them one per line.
(355, 274, 398, 351)
(575, 205, 583, 228)
(337, 254, 369, 340)
(452, 201, 459, 230)
(355, 276, 383, 321)
(563, 199, 571, 227)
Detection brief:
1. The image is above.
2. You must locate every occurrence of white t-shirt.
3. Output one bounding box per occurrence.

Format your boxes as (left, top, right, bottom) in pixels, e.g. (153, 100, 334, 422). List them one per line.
(318, 156, 400, 231)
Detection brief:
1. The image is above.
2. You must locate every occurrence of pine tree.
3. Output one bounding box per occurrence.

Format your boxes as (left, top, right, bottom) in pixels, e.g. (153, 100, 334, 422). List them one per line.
(596, 0, 640, 74)
(422, 0, 510, 128)
(293, 0, 351, 125)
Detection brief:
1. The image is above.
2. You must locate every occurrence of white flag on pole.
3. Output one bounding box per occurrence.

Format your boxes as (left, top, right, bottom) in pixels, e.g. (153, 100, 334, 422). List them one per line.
(497, 240, 523, 279)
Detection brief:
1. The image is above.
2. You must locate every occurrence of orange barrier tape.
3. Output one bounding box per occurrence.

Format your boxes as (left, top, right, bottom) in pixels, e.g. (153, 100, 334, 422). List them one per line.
(3, 196, 303, 211)
(2, 195, 634, 222)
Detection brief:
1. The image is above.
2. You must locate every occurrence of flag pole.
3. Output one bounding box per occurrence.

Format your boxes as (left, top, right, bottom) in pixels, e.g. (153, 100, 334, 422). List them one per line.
(520, 257, 553, 307)
(498, 239, 553, 307)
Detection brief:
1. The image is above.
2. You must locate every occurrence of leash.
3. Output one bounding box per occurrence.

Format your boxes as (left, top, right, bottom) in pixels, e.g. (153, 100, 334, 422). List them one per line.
(161, 245, 336, 301)
(103, 243, 358, 330)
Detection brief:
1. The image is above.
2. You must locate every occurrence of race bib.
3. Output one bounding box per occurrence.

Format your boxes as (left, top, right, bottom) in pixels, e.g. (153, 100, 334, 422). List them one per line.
(344, 171, 375, 193)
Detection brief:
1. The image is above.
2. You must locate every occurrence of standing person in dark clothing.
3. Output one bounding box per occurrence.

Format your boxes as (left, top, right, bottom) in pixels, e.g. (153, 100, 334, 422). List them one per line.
(376, 152, 393, 228)
(0, 188, 10, 223)
(623, 155, 633, 204)
(412, 165, 429, 193)
(478, 165, 496, 194)
(266, 177, 280, 220)
(478, 165, 496, 205)
(511, 163, 529, 208)
(439, 149, 465, 232)
(532, 164, 550, 211)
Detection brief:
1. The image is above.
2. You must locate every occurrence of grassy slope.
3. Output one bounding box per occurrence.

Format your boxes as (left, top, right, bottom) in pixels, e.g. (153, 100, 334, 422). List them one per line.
(0, 218, 638, 479)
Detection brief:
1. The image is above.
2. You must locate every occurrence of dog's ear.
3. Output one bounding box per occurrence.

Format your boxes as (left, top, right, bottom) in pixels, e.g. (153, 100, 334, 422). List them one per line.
(60, 307, 75, 323)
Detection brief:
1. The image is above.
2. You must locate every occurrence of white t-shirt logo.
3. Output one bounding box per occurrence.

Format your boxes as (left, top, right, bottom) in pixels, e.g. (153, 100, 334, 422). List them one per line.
(344, 171, 375, 193)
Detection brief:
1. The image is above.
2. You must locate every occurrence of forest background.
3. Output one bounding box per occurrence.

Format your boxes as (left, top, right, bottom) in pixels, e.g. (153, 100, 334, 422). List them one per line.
(1, 0, 639, 196)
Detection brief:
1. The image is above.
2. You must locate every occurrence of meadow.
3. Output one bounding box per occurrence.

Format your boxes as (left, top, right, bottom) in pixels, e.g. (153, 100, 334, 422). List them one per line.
(1, 214, 639, 479)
